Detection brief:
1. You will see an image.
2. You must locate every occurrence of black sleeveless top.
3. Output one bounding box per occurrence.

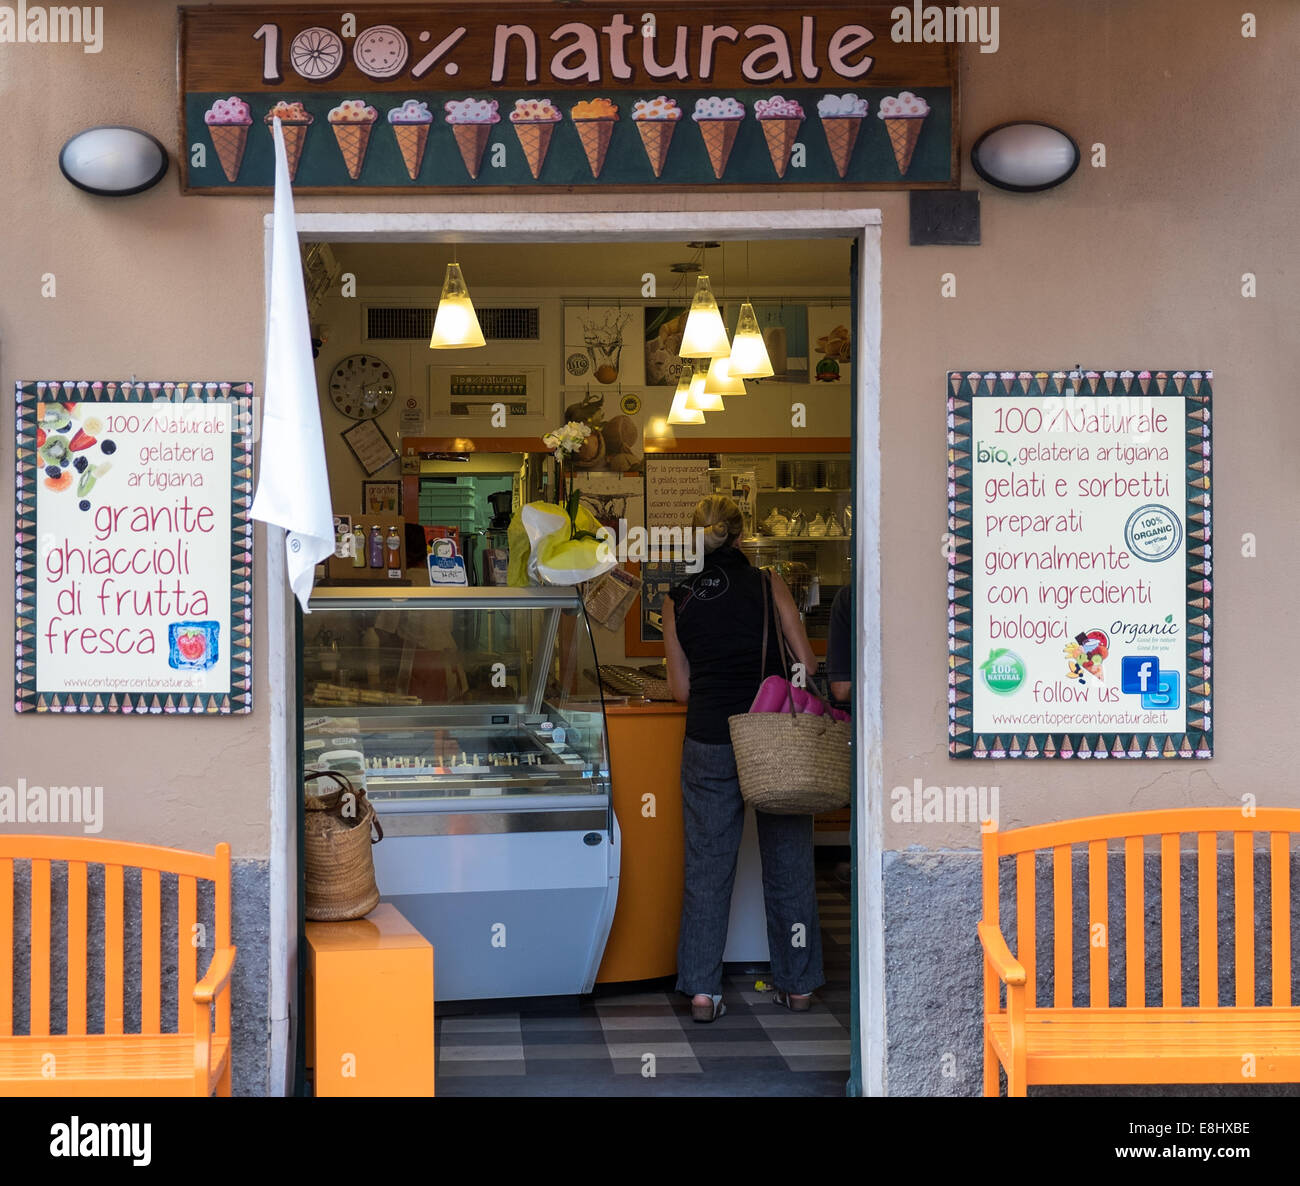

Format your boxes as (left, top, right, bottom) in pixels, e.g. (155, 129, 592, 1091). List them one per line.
(669, 546, 787, 744)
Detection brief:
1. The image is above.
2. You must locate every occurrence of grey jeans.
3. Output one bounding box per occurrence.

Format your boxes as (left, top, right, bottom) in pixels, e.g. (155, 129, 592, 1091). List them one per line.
(675, 736, 825, 998)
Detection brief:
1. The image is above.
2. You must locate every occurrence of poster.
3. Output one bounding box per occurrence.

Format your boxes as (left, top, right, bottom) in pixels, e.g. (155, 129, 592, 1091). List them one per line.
(807, 304, 853, 384)
(179, 6, 958, 194)
(948, 370, 1211, 759)
(15, 380, 255, 714)
(639, 454, 712, 642)
(563, 305, 645, 387)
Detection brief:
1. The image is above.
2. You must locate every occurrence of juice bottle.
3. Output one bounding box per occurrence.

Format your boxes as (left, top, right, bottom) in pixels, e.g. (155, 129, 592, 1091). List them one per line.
(351, 524, 367, 567)
(385, 525, 401, 574)
(368, 524, 383, 568)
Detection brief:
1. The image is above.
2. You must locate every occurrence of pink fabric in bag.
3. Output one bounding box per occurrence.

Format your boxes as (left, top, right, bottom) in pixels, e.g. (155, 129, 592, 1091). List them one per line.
(750, 674, 850, 721)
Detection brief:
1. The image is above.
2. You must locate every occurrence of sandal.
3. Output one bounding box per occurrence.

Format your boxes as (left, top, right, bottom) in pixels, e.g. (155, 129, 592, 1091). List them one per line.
(691, 993, 727, 1023)
(771, 991, 813, 1012)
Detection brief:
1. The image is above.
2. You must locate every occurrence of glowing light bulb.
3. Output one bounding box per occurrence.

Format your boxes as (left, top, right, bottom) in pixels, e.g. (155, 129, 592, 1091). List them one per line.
(678, 274, 731, 359)
(726, 301, 774, 378)
(429, 262, 486, 349)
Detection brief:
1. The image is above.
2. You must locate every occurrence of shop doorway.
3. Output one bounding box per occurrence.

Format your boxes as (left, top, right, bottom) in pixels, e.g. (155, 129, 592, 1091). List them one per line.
(265, 210, 882, 1096)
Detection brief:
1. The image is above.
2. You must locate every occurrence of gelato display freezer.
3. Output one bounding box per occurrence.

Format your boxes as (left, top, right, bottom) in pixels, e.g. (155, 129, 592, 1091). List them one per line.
(302, 586, 619, 1001)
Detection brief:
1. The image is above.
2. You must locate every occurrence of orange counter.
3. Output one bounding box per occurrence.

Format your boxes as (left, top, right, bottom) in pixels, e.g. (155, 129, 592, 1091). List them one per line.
(597, 703, 687, 983)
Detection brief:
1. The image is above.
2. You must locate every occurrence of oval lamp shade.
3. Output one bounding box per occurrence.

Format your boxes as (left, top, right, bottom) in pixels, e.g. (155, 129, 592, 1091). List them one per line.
(970, 122, 1079, 192)
(59, 126, 169, 196)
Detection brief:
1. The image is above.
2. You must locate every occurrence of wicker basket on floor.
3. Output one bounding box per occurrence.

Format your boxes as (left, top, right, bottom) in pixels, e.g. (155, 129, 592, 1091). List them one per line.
(303, 771, 384, 921)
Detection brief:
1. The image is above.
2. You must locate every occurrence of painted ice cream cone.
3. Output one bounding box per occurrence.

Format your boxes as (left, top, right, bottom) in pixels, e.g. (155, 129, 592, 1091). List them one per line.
(444, 97, 500, 180)
(816, 95, 868, 178)
(264, 102, 314, 181)
(508, 99, 562, 179)
(570, 99, 619, 179)
(631, 96, 682, 178)
(756, 99, 804, 178)
(692, 97, 745, 179)
(388, 99, 433, 180)
(878, 92, 930, 177)
(204, 97, 252, 183)
(209, 124, 249, 182)
(328, 101, 379, 180)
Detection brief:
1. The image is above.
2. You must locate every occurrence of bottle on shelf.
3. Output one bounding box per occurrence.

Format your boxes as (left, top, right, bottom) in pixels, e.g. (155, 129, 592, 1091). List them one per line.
(351, 524, 367, 568)
(368, 524, 384, 568)
(385, 525, 401, 575)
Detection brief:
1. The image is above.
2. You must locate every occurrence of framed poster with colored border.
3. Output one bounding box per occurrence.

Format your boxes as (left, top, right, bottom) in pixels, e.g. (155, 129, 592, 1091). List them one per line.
(14, 379, 255, 714)
(947, 369, 1211, 759)
(341, 416, 399, 475)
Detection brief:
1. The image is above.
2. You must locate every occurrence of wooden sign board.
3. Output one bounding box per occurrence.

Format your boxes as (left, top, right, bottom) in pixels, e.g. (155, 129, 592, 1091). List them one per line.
(947, 370, 1212, 760)
(179, 3, 958, 193)
(14, 380, 255, 714)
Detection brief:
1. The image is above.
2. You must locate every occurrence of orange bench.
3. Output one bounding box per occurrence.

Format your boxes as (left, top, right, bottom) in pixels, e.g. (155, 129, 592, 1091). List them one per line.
(0, 836, 236, 1096)
(980, 808, 1300, 1096)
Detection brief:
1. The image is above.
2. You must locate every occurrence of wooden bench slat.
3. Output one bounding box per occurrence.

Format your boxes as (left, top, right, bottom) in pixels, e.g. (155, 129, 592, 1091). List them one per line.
(30, 860, 51, 1037)
(214, 844, 232, 1038)
(105, 865, 124, 1036)
(67, 862, 88, 1037)
(1272, 832, 1291, 1007)
(1196, 832, 1218, 1007)
(1234, 832, 1254, 1007)
(1015, 851, 1035, 1007)
(994, 808, 1300, 855)
(0, 859, 12, 1037)
(141, 869, 161, 1033)
(178, 876, 197, 1033)
(1053, 844, 1071, 1008)
(1160, 833, 1181, 1007)
(1088, 840, 1107, 1007)
(1124, 836, 1144, 1007)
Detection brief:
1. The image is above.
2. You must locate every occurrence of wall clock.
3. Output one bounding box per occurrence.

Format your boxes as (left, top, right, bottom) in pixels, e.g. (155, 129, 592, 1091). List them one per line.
(328, 354, 396, 420)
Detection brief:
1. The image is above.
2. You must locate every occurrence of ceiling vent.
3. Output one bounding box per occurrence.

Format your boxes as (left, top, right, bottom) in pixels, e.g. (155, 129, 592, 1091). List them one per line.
(365, 305, 540, 341)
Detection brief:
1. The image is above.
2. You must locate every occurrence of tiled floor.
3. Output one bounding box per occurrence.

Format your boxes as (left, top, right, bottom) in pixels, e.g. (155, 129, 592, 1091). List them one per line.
(435, 860, 853, 1097)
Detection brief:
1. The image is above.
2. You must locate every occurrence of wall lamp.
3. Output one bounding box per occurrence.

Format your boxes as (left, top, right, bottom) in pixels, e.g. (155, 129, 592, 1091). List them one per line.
(59, 126, 169, 196)
(970, 121, 1079, 192)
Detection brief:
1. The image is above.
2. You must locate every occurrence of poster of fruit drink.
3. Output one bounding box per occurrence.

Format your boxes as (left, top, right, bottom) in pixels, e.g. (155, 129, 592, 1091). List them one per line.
(947, 370, 1212, 759)
(14, 381, 255, 714)
(178, 4, 956, 193)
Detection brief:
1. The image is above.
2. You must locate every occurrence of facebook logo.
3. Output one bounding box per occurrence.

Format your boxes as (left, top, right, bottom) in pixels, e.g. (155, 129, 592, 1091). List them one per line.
(1121, 656, 1180, 709)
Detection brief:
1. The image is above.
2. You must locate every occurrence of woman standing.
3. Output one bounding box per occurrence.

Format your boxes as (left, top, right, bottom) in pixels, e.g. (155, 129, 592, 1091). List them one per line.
(662, 494, 824, 1021)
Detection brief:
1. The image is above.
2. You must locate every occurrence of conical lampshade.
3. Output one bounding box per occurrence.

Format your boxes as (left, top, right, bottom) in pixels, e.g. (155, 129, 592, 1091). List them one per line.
(678, 274, 731, 359)
(726, 301, 774, 378)
(684, 366, 724, 413)
(667, 373, 705, 424)
(429, 262, 486, 349)
(703, 353, 748, 396)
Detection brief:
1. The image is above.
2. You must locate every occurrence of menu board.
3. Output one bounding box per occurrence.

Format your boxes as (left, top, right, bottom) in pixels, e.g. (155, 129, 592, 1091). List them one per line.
(638, 454, 712, 643)
(14, 380, 255, 714)
(947, 370, 1211, 759)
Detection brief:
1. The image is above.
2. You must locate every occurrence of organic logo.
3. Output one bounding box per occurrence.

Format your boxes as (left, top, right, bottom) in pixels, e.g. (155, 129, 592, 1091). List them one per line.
(980, 648, 1025, 695)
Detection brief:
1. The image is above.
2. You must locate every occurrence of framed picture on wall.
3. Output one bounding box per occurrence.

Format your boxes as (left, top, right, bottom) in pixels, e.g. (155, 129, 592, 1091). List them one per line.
(361, 480, 402, 519)
(807, 304, 853, 385)
(341, 418, 399, 476)
(563, 304, 646, 388)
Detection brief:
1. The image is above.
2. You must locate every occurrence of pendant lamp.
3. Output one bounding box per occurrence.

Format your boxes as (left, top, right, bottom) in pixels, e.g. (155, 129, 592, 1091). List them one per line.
(678, 274, 731, 359)
(726, 300, 774, 378)
(644, 415, 677, 450)
(429, 261, 486, 349)
(667, 371, 705, 424)
(703, 353, 747, 396)
(684, 365, 724, 413)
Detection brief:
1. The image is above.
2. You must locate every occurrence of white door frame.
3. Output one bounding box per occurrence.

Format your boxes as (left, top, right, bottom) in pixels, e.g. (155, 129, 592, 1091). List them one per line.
(263, 208, 884, 1096)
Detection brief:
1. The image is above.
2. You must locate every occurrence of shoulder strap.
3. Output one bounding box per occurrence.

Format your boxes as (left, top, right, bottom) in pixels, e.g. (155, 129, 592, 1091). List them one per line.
(761, 568, 791, 681)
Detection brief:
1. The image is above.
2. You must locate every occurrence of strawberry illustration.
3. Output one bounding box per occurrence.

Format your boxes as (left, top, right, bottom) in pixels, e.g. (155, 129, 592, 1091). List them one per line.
(37, 427, 46, 447)
(177, 630, 207, 662)
(69, 428, 97, 452)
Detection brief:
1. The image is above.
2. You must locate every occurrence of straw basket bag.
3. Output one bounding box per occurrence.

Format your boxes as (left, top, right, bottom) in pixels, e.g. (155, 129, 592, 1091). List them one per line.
(728, 570, 852, 814)
(303, 770, 384, 921)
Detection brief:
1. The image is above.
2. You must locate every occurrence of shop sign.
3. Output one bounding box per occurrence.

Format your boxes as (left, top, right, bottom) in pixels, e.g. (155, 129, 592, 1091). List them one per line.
(14, 380, 255, 714)
(947, 370, 1212, 759)
(179, 4, 957, 193)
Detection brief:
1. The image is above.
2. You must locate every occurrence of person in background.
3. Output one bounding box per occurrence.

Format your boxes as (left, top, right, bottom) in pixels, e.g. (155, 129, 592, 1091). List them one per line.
(662, 494, 825, 1022)
(825, 584, 853, 884)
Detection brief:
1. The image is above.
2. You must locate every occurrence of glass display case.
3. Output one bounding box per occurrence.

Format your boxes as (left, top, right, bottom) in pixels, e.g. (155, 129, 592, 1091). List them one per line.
(302, 587, 619, 1001)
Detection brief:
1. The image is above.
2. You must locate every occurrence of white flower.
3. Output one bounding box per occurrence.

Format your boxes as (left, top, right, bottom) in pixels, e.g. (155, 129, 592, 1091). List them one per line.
(546, 420, 592, 455)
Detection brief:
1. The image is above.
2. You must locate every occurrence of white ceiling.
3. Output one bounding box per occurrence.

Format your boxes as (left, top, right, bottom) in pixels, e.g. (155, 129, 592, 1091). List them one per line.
(323, 238, 851, 293)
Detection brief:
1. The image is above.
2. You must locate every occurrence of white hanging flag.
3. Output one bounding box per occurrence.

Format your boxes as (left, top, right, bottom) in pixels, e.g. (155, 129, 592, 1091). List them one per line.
(251, 116, 335, 612)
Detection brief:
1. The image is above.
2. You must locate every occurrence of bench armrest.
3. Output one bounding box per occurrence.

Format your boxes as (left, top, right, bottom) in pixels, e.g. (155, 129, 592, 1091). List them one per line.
(978, 921, 1026, 986)
(193, 945, 237, 1005)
